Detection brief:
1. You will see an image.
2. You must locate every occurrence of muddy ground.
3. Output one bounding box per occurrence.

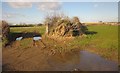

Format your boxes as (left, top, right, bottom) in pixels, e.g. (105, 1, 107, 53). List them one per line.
(2, 35, 77, 71)
(2, 26, 118, 71)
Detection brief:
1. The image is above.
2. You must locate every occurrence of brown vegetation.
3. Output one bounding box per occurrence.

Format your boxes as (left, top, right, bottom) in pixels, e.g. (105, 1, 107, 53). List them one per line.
(2, 21, 10, 38)
(2, 20, 10, 47)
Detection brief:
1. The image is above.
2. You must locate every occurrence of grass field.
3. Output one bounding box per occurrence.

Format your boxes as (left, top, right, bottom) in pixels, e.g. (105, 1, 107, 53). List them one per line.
(72, 25, 118, 62)
(8, 25, 118, 63)
(10, 26, 46, 35)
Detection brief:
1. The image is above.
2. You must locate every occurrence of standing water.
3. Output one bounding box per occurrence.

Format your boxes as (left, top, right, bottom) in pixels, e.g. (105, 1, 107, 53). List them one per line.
(46, 51, 118, 71)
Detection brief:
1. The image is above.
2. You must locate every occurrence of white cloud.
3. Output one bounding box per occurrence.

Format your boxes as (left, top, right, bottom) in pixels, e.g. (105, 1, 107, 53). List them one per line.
(94, 4, 98, 8)
(2, 12, 26, 19)
(37, 0, 62, 11)
(2, 0, 120, 2)
(3, 0, 61, 2)
(7, 0, 62, 11)
(8, 2, 32, 8)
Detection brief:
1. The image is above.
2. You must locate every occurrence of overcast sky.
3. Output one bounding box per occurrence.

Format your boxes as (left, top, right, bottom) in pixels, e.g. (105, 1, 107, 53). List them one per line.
(1, 0, 118, 24)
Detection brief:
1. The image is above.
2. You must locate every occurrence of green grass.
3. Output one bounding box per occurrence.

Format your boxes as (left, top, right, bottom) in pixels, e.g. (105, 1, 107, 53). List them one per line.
(89, 25, 118, 48)
(74, 25, 118, 48)
(71, 25, 118, 62)
(7, 26, 46, 49)
(10, 26, 46, 35)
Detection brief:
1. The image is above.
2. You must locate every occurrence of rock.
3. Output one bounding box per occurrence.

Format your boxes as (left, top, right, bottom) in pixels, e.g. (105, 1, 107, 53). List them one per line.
(73, 68, 79, 71)
(45, 15, 88, 37)
(72, 17, 81, 23)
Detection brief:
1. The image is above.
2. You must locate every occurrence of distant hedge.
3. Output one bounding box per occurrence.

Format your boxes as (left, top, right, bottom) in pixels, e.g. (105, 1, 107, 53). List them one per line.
(10, 24, 43, 27)
(10, 25, 35, 27)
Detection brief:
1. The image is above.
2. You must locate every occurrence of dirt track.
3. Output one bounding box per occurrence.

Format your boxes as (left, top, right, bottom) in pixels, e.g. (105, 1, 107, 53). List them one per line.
(2, 36, 118, 71)
(3, 37, 55, 71)
(2, 36, 74, 71)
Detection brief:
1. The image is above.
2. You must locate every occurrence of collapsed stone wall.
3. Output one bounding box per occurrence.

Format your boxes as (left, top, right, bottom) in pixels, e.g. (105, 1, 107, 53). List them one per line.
(45, 16, 88, 37)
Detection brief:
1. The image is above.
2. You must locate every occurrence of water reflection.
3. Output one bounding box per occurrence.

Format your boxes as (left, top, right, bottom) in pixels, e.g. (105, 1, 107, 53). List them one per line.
(47, 52, 80, 71)
(47, 51, 118, 71)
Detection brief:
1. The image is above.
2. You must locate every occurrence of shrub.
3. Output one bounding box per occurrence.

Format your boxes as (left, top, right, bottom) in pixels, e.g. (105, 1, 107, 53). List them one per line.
(2, 21, 10, 47)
